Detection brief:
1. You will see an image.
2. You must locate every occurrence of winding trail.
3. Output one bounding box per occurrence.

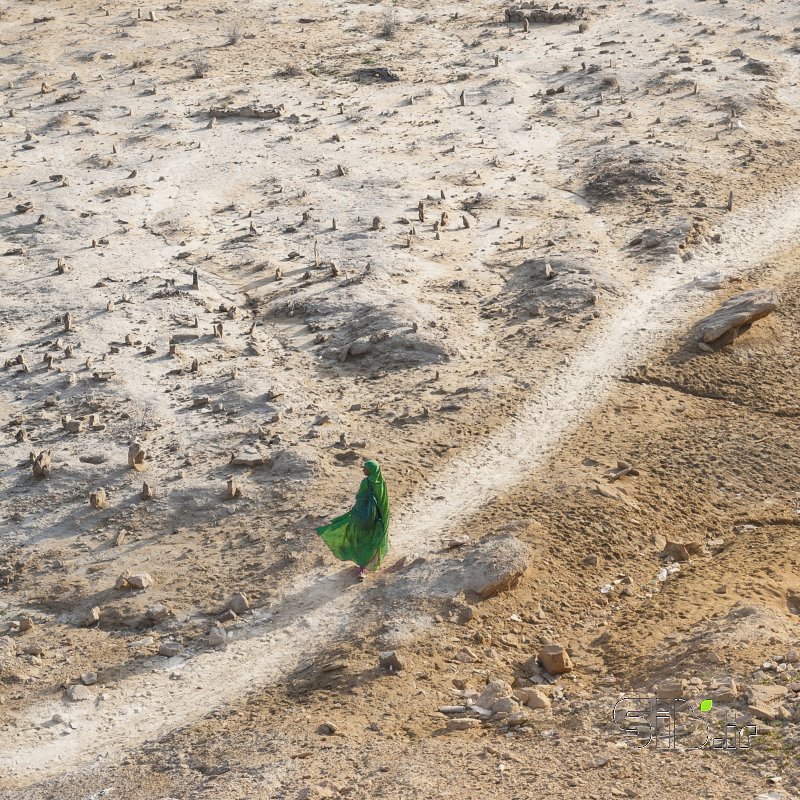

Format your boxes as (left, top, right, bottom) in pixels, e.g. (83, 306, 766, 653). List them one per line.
(3, 186, 800, 788)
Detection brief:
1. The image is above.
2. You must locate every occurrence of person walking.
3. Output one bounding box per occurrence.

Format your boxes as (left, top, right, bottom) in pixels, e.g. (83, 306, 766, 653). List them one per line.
(316, 459, 390, 580)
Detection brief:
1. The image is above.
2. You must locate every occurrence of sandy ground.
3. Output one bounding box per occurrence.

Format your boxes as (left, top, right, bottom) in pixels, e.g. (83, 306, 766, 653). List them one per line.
(1, 0, 800, 797)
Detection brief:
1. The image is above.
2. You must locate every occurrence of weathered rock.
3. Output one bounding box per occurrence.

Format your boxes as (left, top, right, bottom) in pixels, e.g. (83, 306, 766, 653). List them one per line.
(379, 651, 405, 671)
(31, 450, 52, 479)
(208, 626, 227, 646)
(492, 696, 519, 715)
(656, 679, 687, 701)
(230, 452, 265, 468)
(661, 540, 703, 561)
(114, 572, 131, 590)
(519, 687, 552, 710)
(711, 684, 738, 703)
(317, 721, 337, 735)
(445, 717, 481, 731)
(477, 679, 513, 711)
(128, 573, 153, 590)
(209, 103, 283, 120)
(81, 672, 97, 686)
(462, 534, 530, 600)
(66, 684, 92, 702)
(698, 288, 779, 348)
(127, 442, 146, 471)
(158, 641, 183, 658)
(226, 592, 250, 615)
(0, 637, 17, 675)
(146, 604, 169, 623)
(85, 606, 101, 626)
(89, 488, 109, 509)
(505, 4, 588, 24)
(749, 684, 789, 707)
(538, 644, 574, 675)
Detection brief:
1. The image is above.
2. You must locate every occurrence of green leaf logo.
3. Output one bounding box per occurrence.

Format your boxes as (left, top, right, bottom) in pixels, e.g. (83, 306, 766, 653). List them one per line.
(699, 699, 713, 712)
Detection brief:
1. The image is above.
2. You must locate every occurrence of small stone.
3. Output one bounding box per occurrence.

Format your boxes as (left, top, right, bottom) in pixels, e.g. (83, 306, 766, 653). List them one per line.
(146, 604, 169, 623)
(128, 572, 153, 590)
(226, 592, 250, 614)
(446, 717, 481, 731)
(18, 617, 34, 632)
(492, 696, 519, 714)
(85, 606, 101, 626)
(317, 721, 337, 735)
(80, 672, 97, 686)
(379, 651, 405, 671)
(581, 554, 599, 566)
(656, 679, 687, 701)
(158, 641, 183, 658)
(477, 679, 513, 711)
(208, 626, 227, 646)
(522, 687, 551, 710)
(538, 644, 574, 675)
(67, 684, 92, 702)
(749, 684, 788, 706)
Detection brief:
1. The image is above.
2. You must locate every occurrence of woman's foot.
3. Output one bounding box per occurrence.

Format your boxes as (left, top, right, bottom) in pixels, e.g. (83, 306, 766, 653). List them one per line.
(356, 567, 366, 581)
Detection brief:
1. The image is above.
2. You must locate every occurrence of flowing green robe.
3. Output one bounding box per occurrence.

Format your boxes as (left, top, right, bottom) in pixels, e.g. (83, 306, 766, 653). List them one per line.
(316, 460, 390, 570)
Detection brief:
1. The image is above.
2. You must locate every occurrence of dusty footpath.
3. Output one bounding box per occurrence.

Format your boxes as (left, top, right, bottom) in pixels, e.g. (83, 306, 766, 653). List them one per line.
(1, 0, 799, 797)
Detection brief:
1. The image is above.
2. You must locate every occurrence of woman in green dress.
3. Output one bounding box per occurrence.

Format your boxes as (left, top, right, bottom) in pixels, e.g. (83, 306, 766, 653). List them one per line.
(316, 459, 391, 580)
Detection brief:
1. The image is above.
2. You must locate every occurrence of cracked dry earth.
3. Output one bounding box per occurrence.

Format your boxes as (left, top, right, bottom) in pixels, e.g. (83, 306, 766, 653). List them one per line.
(1, 0, 800, 798)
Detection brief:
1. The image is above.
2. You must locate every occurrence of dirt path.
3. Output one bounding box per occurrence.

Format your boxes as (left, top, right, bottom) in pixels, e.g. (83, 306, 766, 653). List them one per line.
(3, 183, 800, 789)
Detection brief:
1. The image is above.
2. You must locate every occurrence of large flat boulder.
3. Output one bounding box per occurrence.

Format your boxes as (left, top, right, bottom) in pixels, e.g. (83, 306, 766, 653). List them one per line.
(698, 288, 779, 347)
(388, 533, 532, 602)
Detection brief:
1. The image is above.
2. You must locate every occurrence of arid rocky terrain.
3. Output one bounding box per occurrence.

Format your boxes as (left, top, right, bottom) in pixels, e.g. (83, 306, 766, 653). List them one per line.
(1, 0, 799, 797)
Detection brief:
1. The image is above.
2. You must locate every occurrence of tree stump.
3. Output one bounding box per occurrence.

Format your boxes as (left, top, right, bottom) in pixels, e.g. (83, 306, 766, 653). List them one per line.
(128, 442, 146, 471)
